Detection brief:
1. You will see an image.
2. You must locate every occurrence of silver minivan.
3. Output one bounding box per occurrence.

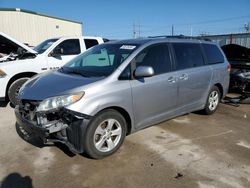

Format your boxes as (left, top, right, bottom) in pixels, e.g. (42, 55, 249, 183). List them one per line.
(15, 37, 230, 159)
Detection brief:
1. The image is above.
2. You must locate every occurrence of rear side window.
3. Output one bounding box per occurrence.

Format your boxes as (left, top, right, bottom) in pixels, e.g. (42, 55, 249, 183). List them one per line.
(173, 43, 204, 70)
(202, 44, 224, 64)
(135, 44, 171, 75)
(84, 39, 99, 49)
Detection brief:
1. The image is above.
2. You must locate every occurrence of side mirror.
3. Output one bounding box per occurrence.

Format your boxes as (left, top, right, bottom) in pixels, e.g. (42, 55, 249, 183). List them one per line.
(134, 66, 154, 78)
(50, 48, 63, 56)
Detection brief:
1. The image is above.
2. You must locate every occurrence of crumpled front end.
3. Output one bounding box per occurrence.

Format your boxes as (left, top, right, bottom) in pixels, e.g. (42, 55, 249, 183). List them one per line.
(230, 69, 250, 96)
(15, 99, 91, 153)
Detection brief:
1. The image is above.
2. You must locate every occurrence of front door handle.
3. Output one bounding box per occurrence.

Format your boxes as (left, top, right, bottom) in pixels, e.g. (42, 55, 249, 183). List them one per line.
(179, 74, 188, 80)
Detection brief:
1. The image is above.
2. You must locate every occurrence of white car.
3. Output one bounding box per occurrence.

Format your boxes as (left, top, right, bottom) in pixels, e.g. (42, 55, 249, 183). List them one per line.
(0, 32, 106, 105)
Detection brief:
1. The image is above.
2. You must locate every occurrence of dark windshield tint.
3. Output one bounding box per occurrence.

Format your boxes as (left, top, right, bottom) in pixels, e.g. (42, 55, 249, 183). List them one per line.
(34, 38, 58, 54)
(62, 43, 138, 77)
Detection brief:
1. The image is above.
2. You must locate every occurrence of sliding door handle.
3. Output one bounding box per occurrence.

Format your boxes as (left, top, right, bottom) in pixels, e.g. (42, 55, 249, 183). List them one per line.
(179, 74, 188, 80)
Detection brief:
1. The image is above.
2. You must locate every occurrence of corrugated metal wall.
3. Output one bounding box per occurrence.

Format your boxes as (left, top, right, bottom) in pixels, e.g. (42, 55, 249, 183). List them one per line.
(0, 10, 82, 46)
(206, 33, 250, 48)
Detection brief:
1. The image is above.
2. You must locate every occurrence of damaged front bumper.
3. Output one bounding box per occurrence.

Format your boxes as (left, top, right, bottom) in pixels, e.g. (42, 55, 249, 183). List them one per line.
(230, 69, 250, 96)
(15, 103, 92, 154)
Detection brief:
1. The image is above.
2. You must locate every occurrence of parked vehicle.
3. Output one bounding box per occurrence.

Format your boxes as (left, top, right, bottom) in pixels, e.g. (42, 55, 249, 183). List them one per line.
(0, 32, 106, 105)
(0, 32, 36, 62)
(15, 37, 230, 159)
(221, 44, 250, 98)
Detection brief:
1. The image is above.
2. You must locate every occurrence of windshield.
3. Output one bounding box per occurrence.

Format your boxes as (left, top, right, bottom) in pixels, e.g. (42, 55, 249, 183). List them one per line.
(61, 43, 138, 77)
(33, 38, 58, 54)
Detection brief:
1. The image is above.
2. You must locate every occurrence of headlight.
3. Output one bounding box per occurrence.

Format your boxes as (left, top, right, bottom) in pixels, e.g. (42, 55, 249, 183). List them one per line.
(0, 69, 7, 78)
(36, 92, 84, 112)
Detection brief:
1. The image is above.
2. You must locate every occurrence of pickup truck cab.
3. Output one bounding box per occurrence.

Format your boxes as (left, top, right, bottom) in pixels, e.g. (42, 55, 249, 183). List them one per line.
(0, 34, 106, 105)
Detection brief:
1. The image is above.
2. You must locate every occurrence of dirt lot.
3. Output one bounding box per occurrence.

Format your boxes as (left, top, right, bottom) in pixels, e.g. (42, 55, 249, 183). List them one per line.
(0, 103, 250, 188)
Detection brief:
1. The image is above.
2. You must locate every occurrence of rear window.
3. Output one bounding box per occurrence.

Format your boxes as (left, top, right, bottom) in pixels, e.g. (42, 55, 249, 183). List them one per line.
(172, 43, 204, 70)
(202, 44, 224, 64)
(84, 39, 99, 49)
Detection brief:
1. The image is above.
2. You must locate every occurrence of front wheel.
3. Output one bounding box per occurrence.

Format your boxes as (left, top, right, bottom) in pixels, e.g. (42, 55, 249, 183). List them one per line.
(83, 109, 127, 159)
(202, 86, 221, 115)
(8, 78, 29, 106)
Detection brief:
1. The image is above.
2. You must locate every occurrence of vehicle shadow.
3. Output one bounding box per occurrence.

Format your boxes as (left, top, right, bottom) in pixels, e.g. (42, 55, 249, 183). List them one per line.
(0, 172, 33, 188)
(0, 101, 8, 108)
(15, 123, 76, 157)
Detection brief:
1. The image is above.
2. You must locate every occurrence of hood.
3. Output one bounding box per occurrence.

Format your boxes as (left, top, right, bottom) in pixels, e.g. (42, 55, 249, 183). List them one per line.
(18, 70, 103, 101)
(221, 44, 250, 62)
(222, 44, 250, 70)
(0, 32, 37, 55)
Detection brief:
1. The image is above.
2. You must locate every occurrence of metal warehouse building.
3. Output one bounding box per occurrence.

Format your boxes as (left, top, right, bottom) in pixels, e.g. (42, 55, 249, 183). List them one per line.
(0, 8, 82, 46)
(205, 33, 250, 48)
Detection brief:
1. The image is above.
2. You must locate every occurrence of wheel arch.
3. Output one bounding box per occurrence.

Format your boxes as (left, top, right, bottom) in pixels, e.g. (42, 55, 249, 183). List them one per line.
(214, 83, 224, 99)
(5, 72, 37, 100)
(97, 106, 132, 135)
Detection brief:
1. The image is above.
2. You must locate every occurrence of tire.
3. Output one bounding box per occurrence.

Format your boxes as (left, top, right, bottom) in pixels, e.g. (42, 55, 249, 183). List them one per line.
(8, 78, 29, 106)
(83, 109, 127, 159)
(202, 86, 221, 115)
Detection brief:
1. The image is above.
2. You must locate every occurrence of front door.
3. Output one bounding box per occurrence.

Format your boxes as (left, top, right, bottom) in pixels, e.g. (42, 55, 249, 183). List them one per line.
(130, 43, 178, 129)
(47, 39, 81, 70)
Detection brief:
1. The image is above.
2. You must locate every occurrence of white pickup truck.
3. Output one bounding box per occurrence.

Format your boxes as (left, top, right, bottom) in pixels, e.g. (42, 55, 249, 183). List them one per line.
(0, 32, 106, 105)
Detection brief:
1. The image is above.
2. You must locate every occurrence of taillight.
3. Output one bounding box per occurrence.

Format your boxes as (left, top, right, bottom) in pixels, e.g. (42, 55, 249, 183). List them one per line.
(227, 63, 231, 72)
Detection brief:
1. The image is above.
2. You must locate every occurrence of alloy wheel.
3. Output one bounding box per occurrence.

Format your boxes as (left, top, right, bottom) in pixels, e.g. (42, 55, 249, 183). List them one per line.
(93, 119, 122, 152)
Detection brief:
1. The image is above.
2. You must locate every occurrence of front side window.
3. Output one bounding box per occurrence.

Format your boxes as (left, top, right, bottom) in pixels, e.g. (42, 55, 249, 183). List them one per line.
(173, 43, 204, 70)
(55, 39, 81, 55)
(135, 44, 171, 75)
(61, 43, 138, 77)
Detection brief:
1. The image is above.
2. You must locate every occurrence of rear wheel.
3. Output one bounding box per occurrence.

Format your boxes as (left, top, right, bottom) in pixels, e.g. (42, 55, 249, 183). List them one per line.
(83, 109, 127, 159)
(8, 78, 29, 106)
(202, 86, 221, 115)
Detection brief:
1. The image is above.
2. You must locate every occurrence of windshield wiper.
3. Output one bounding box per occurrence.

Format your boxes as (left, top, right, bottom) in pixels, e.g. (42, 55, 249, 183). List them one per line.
(60, 68, 88, 77)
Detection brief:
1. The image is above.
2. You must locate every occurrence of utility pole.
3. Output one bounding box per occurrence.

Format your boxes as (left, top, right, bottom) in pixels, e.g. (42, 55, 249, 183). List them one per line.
(138, 23, 140, 38)
(132, 22, 141, 38)
(171, 25, 174, 36)
(244, 23, 250, 33)
(133, 22, 136, 39)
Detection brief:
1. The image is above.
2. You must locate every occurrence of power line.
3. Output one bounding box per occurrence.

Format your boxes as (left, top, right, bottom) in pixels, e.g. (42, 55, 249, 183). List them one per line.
(140, 14, 250, 33)
(189, 15, 250, 26)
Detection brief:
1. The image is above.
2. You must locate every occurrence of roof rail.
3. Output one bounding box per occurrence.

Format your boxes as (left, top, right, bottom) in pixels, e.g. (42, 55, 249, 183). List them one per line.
(148, 35, 212, 41)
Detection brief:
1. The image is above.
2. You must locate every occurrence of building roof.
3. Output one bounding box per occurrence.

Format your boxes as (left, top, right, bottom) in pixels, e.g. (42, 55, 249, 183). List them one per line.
(204, 33, 250, 38)
(0, 8, 82, 24)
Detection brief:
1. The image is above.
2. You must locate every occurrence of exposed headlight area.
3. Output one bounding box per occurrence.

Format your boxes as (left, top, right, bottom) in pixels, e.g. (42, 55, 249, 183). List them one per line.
(16, 95, 90, 153)
(18, 92, 84, 129)
(36, 92, 84, 112)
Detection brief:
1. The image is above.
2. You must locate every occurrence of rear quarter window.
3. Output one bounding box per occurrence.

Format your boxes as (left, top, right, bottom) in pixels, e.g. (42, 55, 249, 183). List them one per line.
(84, 39, 99, 49)
(202, 44, 224, 64)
